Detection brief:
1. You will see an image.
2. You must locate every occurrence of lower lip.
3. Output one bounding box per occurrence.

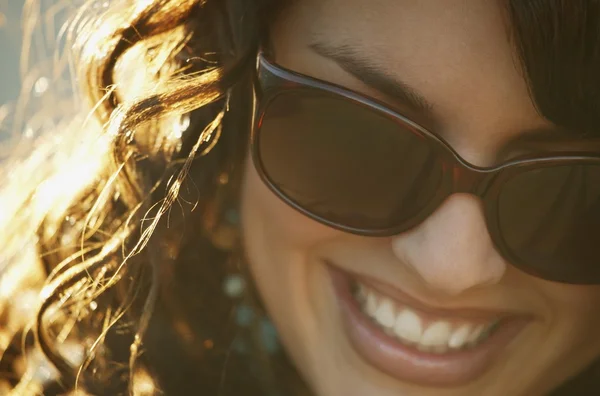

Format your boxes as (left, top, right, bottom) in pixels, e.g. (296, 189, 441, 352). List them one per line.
(327, 264, 530, 387)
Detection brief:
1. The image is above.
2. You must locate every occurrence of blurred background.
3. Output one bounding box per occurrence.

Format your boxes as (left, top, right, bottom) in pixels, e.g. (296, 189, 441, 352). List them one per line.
(0, 0, 79, 156)
(0, 1, 23, 104)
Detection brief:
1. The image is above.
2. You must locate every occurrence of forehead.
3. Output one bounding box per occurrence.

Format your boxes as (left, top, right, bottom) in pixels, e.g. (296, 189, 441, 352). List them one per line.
(272, 0, 550, 158)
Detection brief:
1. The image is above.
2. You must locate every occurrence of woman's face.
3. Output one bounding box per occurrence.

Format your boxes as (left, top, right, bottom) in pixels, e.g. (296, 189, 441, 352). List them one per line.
(240, 1, 600, 395)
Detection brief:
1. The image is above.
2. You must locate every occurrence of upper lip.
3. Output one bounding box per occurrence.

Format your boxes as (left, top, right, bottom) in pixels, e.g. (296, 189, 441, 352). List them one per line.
(337, 265, 529, 322)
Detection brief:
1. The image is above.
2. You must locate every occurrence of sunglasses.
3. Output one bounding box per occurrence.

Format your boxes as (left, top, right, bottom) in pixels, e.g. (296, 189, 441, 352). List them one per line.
(250, 52, 600, 285)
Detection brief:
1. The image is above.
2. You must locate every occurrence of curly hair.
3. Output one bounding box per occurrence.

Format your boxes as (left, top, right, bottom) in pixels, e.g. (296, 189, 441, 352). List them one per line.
(1, 0, 600, 395)
(0, 1, 294, 394)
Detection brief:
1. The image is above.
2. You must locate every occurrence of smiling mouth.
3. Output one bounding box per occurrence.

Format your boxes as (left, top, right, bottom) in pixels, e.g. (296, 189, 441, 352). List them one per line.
(327, 263, 532, 387)
(352, 281, 501, 354)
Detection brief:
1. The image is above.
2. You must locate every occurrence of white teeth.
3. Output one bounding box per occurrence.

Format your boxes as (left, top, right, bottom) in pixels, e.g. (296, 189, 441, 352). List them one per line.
(366, 291, 378, 317)
(421, 321, 451, 347)
(448, 324, 472, 349)
(394, 309, 423, 344)
(375, 299, 397, 328)
(354, 282, 498, 353)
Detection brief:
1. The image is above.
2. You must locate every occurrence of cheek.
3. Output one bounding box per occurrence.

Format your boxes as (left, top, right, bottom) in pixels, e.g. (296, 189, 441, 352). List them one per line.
(238, 153, 340, 318)
(239, 154, 339, 251)
(239, 154, 341, 374)
(537, 282, 600, 364)
(553, 286, 600, 335)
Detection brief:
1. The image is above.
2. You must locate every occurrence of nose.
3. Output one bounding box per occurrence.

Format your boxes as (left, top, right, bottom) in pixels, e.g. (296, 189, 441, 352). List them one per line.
(391, 193, 506, 296)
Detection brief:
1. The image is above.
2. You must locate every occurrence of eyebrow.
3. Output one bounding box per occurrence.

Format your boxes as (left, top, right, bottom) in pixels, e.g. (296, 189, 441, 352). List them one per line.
(309, 41, 581, 146)
(309, 41, 435, 120)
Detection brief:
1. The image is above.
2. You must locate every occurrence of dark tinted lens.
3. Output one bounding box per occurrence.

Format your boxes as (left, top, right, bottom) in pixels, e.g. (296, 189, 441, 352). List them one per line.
(498, 164, 600, 283)
(257, 90, 443, 230)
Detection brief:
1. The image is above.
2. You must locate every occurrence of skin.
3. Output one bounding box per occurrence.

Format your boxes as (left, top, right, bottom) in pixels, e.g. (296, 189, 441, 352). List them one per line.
(239, 1, 600, 395)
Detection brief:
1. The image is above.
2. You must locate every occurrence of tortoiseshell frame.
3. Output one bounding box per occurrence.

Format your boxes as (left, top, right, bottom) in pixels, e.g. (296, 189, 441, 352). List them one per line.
(250, 51, 600, 284)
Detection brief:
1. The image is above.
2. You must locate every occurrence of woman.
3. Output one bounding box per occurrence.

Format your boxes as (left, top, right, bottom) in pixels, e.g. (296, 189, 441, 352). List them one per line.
(2, 0, 600, 394)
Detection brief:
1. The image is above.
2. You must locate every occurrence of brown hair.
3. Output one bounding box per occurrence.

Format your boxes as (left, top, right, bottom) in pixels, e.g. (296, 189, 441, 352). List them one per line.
(0, 0, 600, 395)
